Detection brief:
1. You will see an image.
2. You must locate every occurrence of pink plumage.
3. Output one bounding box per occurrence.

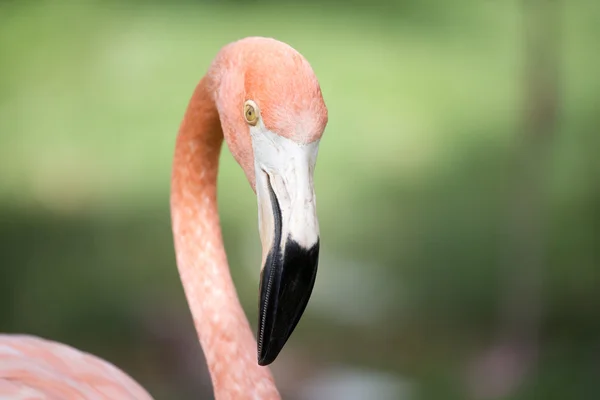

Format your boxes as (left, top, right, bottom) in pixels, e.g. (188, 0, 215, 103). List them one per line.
(0, 334, 152, 399)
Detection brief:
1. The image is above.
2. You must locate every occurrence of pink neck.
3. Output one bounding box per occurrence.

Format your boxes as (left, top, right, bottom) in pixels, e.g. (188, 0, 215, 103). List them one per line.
(170, 78, 280, 399)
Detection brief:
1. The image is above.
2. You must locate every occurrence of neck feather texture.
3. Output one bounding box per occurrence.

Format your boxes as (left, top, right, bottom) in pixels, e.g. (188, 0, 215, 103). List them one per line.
(170, 77, 280, 400)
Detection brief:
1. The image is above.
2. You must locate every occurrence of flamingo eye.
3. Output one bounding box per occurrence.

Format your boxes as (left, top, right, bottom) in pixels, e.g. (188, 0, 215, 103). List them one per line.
(244, 100, 259, 126)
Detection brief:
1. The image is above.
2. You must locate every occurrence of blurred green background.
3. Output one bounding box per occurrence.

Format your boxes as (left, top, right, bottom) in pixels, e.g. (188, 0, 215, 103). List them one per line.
(1, 0, 598, 399)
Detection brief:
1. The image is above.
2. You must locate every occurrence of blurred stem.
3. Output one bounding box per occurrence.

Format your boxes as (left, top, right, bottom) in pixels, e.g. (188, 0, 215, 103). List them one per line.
(467, 1, 562, 399)
(499, 0, 562, 379)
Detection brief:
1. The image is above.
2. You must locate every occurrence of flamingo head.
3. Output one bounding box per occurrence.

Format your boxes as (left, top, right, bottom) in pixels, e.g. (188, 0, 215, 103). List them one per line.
(213, 37, 328, 365)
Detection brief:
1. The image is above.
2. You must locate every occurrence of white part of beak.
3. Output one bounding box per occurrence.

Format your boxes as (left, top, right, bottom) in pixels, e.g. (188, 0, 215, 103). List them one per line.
(251, 127, 320, 267)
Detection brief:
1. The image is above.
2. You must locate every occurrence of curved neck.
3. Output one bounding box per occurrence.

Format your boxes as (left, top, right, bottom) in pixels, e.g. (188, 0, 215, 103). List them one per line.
(170, 77, 280, 399)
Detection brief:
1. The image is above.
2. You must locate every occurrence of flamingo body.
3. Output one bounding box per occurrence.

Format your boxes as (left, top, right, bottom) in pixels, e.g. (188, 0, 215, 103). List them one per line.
(0, 334, 151, 399)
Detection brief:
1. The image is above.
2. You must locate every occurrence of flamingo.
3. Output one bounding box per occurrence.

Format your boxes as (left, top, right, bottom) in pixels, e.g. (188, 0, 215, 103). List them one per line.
(0, 36, 328, 399)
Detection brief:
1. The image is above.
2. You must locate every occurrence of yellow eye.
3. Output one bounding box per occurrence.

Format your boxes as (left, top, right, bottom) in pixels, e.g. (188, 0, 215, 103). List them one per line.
(244, 100, 259, 126)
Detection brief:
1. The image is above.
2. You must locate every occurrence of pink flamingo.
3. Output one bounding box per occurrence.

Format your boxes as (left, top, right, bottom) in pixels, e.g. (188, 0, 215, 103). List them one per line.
(0, 36, 328, 399)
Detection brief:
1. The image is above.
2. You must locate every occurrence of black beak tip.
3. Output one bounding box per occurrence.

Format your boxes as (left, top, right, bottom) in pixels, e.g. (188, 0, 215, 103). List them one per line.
(257, 329, 292, 366)
(257, 239, 320, 366)
(258, 358, 269, 367)
(257, 350, 277, 366)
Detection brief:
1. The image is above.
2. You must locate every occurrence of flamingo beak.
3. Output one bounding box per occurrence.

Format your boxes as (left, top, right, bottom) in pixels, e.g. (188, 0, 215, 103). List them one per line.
(252, 131, 320, 366)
